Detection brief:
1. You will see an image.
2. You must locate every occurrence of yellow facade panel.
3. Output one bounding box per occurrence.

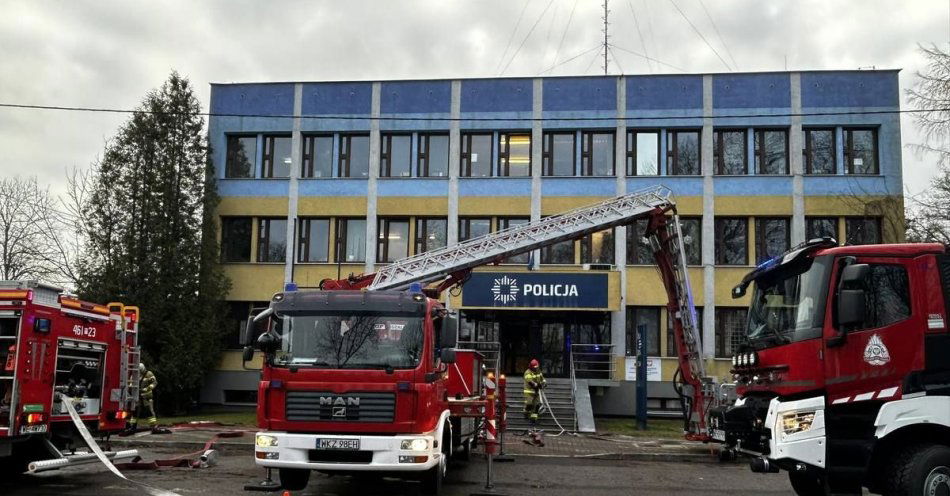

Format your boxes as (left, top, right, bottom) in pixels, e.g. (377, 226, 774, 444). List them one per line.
(541, 197, 607, 215)
(222, 264, 285, 301)
(218, 197, 288, 216)
(298, 197, 367, 216)
(294, 264, 366, 288)
(714, 267, 752, 306)
(458, 197, 530, 216)
(218, 350, 262, 371)
(714, 196, 792, 215)
(667, 196, 703, 215)
(626, 266, 704, 306)
(378, 197, 448, 216)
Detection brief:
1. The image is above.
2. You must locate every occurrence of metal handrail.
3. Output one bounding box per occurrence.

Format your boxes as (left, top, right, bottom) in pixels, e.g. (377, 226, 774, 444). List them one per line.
(570, 344, 616, 380)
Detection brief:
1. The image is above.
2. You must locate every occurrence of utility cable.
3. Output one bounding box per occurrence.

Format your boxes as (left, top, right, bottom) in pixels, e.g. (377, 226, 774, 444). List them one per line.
(500, 0, 557, 76)
(552, 0, 580, 72)
(697, 0, 739, 71)
(608, 43, 687, 72)
(626, 0, 653, 73)
(667, 0, 732, 71)
(539, 44, 602, 75)
(584, 45, 603, 74)
(607, 44, 625, 74)
(494, 0, 532, 75)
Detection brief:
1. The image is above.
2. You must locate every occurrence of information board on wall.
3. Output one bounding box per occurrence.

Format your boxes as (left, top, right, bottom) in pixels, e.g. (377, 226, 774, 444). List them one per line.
(624, 356, 662, 382)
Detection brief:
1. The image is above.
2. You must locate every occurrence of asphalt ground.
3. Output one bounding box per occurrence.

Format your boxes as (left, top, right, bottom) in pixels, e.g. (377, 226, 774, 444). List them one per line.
(0, 446, 802, 496)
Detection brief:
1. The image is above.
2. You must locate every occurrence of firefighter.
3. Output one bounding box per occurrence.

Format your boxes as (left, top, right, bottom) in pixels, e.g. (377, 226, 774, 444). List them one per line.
(130, 362, 158, 431)
(523, 358, 546, 426)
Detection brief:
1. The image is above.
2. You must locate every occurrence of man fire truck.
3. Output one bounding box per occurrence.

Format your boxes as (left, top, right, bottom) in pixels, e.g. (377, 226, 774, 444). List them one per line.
(0, 281, 141, 474)
(243, 186, 710, 494)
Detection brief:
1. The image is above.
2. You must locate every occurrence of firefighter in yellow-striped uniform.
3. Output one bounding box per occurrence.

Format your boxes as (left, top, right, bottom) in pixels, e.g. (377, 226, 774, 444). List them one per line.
(129, 362, 158, 431)
(523, 359, 546, 426)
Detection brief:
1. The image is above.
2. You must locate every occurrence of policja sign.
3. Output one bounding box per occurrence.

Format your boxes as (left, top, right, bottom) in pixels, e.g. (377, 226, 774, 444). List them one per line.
(461, 272, 608, 309)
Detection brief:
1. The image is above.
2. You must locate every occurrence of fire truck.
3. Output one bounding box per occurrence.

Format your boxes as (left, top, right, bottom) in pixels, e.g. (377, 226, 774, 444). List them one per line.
(0, 281, 141, 474)
(242, 186, 711, 493)
(712, 240, 950, 495)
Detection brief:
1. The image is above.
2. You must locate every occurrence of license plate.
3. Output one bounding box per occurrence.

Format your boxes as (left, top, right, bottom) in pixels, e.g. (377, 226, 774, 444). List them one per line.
(316, 438, 360, 450)
(711, 429, 726, 442)
(19, 424, 48, 435)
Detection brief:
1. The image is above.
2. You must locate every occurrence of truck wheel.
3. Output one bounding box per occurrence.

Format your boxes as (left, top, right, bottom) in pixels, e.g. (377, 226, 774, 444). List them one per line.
(886, 443, 950, 496)
(423, 433, 449, 495)
(787, 470, 827, 496)
(278, 468, 311, 491)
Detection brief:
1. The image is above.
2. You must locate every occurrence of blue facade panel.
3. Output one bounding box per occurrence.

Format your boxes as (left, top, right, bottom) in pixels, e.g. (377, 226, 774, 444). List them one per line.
(461, 79, 533, 113)
(377, 179, 449, 197)
(713, 176, 793, 195)
(301, 82, 372, 115)
(381, 81, 451, 114)
(627, 75, 703, 110)
(298, 179, 368, 197)
(542, 178, 616, 196)
(210, 84, 295, 116)
(713, 73, 790, 109)
(543, 77, 616, 112)
(219, 179, 289, 197)
(458, 178, 532, 196)
(628, 177, 704, 196)
(801, 72, 900, 108)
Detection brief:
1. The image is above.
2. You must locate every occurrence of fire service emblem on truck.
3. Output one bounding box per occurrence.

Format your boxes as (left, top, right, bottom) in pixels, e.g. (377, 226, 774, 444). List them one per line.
(864, 334, 891, 366)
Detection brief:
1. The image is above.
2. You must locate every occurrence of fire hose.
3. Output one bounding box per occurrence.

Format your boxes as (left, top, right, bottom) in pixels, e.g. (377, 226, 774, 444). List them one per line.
(537, 389, 572, 438)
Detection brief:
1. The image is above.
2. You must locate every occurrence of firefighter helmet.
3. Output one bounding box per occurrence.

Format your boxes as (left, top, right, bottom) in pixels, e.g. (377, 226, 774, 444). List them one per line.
(529, 359, 539, 369)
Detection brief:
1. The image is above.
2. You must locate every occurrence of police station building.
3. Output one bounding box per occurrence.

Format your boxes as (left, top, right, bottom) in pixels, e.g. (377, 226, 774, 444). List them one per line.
(202, 70, 904, 416)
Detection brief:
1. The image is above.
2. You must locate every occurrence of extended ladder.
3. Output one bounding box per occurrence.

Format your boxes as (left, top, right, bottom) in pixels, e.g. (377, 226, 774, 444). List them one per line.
(369, 185, 675, 290)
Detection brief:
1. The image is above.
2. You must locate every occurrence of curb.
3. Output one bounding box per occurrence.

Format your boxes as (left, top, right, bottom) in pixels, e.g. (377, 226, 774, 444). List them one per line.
(110, 438, 253, 453)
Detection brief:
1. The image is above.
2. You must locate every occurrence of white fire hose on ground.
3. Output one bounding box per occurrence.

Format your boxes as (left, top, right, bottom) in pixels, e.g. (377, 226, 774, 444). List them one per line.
(538, 389, 573, 438)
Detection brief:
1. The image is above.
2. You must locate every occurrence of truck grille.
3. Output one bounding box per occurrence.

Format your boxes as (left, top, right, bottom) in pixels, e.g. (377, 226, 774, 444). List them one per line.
(285, 391, 395, 423)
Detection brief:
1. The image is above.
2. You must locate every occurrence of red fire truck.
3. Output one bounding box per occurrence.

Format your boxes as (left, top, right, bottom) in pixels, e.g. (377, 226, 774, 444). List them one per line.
(0, 281, 141, 473)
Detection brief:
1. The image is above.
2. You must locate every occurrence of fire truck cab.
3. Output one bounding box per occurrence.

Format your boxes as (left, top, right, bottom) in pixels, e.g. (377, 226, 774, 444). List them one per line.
(0, 281, 141, 473)
(712, 240, 950, 495)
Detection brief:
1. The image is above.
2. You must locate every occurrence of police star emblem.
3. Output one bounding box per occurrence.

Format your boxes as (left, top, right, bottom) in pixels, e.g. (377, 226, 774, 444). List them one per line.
(491, 275, 519, 304)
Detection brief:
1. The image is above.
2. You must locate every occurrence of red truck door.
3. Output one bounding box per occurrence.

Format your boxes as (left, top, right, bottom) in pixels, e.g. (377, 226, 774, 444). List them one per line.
(824, 255, 922, 405)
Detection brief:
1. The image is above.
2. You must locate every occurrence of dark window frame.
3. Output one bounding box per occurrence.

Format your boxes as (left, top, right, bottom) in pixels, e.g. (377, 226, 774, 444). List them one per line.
(297, 217, 330, 263)
(714, 128, 748, 175)
(715, 217, 749, 266)
(338, 133, 370, 178)
(418, 133, 449, 177)
(459, 217, 492, 242)
(806, 216, 839, 241)
(335, 217, 367, 263)
(803, 127, 837, 175)
(261, 135, 292, 178)
(376, 217, 411, 263)
(668, 129, 702, 176)
(498, 217, 531, 264)
(542, 131, 576, 176)
(580, 130, 615, 176)
(257, 217, 287, 263)
(224, 135, 257, 179)
(498, 132, 532, 177)
(220, 216, 252, 262)
(415, 217, 447, 254)
(461, 132, 494, 177)
(715, 307, 748, 358)
(845, 217, 883, 245)
(753, 128, 789, 175)
(754, 217, 791, 265)
(580, 228, 615, 265)
(380, 133, 413, 178)
(301, 134, 334, 178)
(843, 127, 879, 175)
(626, 306, 661, 356)
(627, 129, 661, 176)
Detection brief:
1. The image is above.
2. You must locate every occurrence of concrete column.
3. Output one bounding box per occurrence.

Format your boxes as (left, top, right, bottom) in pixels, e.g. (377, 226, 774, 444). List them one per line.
(701, 75, 716, 359)
(448, 81, 461, 246)
(790, 73, 806, 244)
(612, 76, 628, 365)
(530, 78, 543, 269)
(365, 82, 381, 273)
(284, 84, 303, 284)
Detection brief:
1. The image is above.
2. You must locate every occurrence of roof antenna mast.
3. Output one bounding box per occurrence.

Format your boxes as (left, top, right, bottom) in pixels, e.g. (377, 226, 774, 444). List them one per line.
(602, 0, 610, 74)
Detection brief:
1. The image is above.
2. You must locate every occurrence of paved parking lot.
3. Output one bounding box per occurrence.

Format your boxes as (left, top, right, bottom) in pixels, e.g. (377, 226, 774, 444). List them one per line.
(0, 446, 797, 496)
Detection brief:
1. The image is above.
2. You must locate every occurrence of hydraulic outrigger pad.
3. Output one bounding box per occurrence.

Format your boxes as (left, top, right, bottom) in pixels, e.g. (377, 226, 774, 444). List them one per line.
(243, 468, 282, 492)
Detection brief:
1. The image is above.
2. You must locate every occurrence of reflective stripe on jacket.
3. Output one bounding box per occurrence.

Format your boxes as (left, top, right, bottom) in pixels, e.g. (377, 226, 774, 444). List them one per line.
(523, 368, 545, 394)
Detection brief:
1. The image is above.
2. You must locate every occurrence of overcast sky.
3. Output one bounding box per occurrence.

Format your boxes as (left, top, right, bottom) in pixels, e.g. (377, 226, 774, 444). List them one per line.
(1, 0, 947, 198)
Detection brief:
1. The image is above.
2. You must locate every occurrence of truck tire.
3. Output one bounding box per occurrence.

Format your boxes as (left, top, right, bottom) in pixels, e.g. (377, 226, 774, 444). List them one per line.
(278, 468, 311, 491)
(423, 430, 450, 495)
(885, 443, 950, 496)
(787, 470, 827, 496)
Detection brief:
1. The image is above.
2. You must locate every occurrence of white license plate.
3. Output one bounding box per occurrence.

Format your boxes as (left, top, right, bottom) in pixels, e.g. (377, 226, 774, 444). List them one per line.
(19, 424, 48, 434)
(316, 438, 360, 450)
(711, 429, 726, 442)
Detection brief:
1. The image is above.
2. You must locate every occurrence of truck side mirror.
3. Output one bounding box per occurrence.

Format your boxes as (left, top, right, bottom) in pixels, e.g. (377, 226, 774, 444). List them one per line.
(440, 348, 456, 364)
(256, 331, 280, 354)
(240, 318, 254, 346)
(837, 289, 867, 327)
(242, 346, 255, 362)
(441, 314, 458, 349)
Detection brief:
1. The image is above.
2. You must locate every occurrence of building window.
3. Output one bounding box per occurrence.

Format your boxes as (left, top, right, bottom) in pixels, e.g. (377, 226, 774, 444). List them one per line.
(755, 217, 790, 264)
(679, 217, 702, 266)
(221, 217, 252, 262)
(626, 307, 660, 356)
(498, 217, 530, 264)
(806, 217, 839, 241)
(298, 218, 330, 263)
(415, 218, 447, 254)
(581, 132, 614, 176)
(461, 133, 493, 177)
(380, 134, 412, 178)
(542, 219, 575, 265)
(377, 218, 410, 263)
(844, 128, 878, 174)
(339, 134, 370, 178)
(419, 134, 449, 177)
(225, 135, 256, 178)
(858, 265, 911, 330)
(498, 132, 531, 177)
(845, 217, 882, 245)
(715, 308, 747, 358)
(336, 218, 367, 262)
(668, 130, 701, 175)
(666, 307, 702, 358)
(627, 130, 659, 176)
(581, 229, 614, 264)
(302, 135, 333, 178)
(542, 132, 575, 176)
(222, 301, 269, 350)
(459, 217, 491, 242)
(715, 217, 748, 265)
(804, 128, 836, 174)
(754, 129, 788, 175)
(627, 219, 652, 265)
(714, 129, 747, 175)
(257, 218, 287, 263)
(262, 135, 292, 178)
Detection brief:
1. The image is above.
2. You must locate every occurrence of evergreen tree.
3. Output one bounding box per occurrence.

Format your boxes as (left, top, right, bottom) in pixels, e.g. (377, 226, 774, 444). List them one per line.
(79, 72, 230, 413)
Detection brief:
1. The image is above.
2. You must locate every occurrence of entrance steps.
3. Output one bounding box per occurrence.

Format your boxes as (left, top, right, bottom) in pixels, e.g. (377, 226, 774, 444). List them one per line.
(502, 377, 580, 433)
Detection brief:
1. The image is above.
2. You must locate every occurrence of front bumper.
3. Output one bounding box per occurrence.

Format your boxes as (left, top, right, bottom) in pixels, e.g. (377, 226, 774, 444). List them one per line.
(764, 396, 826, 469)
(253, 431, 441, 472)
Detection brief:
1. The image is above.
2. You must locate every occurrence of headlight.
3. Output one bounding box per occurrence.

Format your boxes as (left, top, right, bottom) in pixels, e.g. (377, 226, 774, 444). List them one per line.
(739, 354, 748, 366)
(749, 352, 758, 366)
(781, 411, 816, 436)
(255, 434, 278, 448)
(401, 438, 429, 451)
(732, 356, 739, 366)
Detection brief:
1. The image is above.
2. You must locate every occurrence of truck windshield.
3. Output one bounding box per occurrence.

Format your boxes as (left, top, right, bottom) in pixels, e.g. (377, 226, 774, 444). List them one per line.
(274, 312, 424, 369)
(747, 255, 831, 349)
